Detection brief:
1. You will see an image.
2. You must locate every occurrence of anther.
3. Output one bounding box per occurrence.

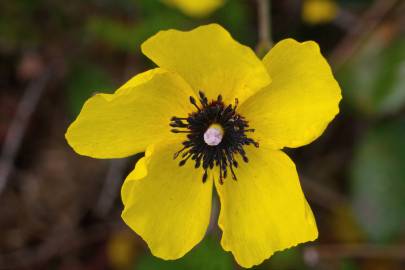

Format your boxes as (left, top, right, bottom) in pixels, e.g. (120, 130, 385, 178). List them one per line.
(171, 129, 190, 133)
(189, 96, 200, 111)
(199, 91, 208, 106)
(202, 171, 208, 183)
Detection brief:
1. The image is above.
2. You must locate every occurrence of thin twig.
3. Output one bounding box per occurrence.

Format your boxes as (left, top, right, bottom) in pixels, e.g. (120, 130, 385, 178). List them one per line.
(0, 68, 52, 194)
(93, 158, 129, 217)
(0, 221, 120, 269)
(93, 53, 139, 218)
(330, 0, 400, 70)
(256, 0, 272, 55)
(304, 244, 405, 265)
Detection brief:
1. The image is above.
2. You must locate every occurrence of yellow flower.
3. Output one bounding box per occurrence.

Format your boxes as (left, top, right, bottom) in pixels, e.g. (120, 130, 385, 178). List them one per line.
(161, 0, 225, 18)
(302, 0, 339, 25)
(65, 24, 341, 268)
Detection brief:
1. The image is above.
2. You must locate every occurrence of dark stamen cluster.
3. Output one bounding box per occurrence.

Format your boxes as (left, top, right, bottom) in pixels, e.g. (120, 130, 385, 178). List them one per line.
(170, 91, 259, 184)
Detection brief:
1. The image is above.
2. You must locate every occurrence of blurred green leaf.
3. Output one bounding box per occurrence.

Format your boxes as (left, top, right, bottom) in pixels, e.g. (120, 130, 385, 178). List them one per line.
(136, 236, 233, 270)
(135, 0, 168, 16)
(340, 259, 359, 270)
(339, 38, 405, 116)
(86, 17, 137, 52)
(350, 120, 405, 242)
(264, 248, 306, 270)
(214, 0, 254, 47)
(86, 9, 190, 52)
(330, 206, 364, 243)
(67, 63, 114, 117)
(0, 0, 42, 47)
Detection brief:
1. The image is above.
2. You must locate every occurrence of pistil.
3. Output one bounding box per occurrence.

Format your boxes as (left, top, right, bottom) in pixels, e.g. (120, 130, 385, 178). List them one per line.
(203, 124, 224, 146)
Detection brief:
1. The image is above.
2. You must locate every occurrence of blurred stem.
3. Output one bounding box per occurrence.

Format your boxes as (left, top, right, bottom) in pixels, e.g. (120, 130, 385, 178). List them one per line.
(0, 68, 51, 194)
(256, 0, 272, 56)
(330, 0, 400, 70)
(305, 244, 405, 262)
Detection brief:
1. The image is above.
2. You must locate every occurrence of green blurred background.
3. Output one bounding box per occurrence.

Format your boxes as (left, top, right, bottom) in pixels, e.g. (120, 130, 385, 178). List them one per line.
(0, 0, 404, 269)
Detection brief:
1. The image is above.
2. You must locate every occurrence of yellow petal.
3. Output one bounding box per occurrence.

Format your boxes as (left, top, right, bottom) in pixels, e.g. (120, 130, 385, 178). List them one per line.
(239, 39, 341, 149)
(65, 69, 194, 158)
(302, 0, 339, 25)
(162, 0, 225, 18)
(141, 24, 271, 103)
(115, 68, 163, 95)
(215, 146, 318, 268)
(121, 145, 153, 207)
(121, 141, 213, 259)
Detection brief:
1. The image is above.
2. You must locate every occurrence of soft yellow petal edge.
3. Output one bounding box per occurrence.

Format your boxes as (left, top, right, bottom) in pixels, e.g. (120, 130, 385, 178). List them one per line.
(240, 38, 341, 150)
(217, 189, 318, 268)
(141, 23, 271, 104)
(121, 141, 214, 260)
(121, 145, 154, 206)
(65, 69, 194, 158)
(215, 148, 318, 268)
(266, 39, 342, 148)
(162, 0, 225, 18)
(274, 38, 342, 148)
(115, 68, 164, 94)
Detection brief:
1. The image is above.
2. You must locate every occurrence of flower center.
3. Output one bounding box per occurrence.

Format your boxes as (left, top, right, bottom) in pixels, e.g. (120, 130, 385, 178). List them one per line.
(170, 91, 259, 184)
